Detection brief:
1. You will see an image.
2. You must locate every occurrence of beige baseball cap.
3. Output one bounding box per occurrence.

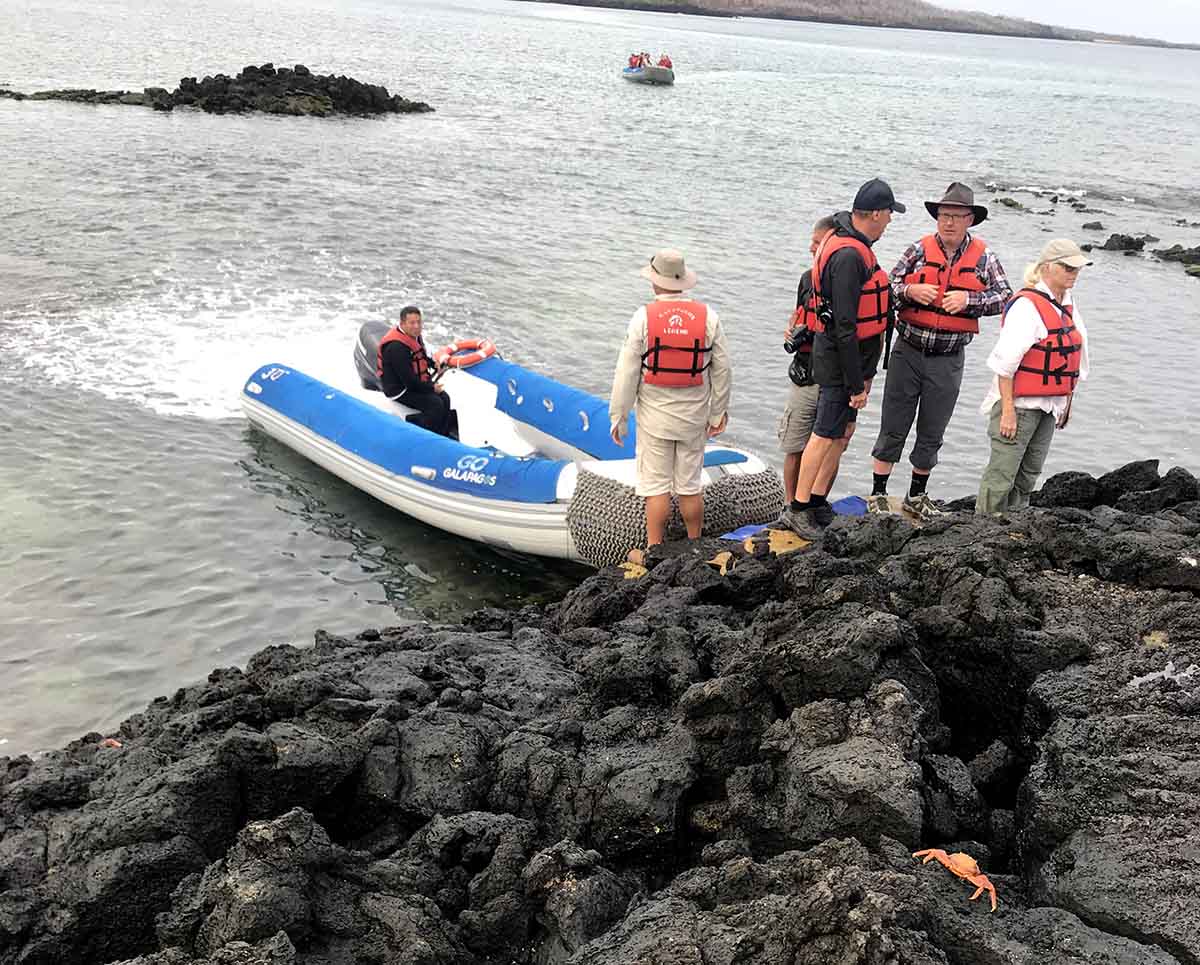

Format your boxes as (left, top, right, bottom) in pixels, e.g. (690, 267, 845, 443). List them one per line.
(1039, 238, 1093, 269)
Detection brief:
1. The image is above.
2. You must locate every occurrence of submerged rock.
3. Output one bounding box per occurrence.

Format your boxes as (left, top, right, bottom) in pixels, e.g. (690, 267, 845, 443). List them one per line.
(1, 459, 1198, 964)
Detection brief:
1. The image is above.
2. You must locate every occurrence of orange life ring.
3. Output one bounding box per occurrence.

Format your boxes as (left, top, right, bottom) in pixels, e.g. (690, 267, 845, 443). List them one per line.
(433, 337, 497, 369)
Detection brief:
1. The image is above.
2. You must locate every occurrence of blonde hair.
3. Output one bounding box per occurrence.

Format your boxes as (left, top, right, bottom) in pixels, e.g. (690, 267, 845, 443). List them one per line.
(1023, 261, 1045, 287)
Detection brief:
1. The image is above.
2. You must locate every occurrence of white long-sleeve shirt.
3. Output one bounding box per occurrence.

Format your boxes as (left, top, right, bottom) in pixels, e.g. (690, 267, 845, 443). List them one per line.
(979, 281, 1089, 419)
(609, 294, 731, 442)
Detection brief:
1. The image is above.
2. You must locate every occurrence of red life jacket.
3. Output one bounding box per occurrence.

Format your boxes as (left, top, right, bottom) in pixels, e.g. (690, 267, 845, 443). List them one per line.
(899, 235, 988, 334)
(809, 234, 891, 340)
(1003, 288, 1083, 398)
(787, 270, 820, 354)
(376, 328, 432, 385)
(641, 300, 711, 387)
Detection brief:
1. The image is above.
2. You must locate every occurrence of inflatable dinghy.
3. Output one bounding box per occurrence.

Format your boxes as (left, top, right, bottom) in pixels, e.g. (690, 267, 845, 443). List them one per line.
(241, 323, 782, 566)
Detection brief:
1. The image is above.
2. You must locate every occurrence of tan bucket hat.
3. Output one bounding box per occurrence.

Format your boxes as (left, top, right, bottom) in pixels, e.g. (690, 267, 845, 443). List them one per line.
(639, 248, 697, 291)
(924, 182, 988, 225)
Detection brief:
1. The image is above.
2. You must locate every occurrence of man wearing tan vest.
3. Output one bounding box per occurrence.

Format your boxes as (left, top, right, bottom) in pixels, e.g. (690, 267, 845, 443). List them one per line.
(609, 249, 732, 562)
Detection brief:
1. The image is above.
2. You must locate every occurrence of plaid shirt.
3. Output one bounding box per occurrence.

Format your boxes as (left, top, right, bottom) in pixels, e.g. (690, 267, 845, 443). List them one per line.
(890, 232, 1012, 354)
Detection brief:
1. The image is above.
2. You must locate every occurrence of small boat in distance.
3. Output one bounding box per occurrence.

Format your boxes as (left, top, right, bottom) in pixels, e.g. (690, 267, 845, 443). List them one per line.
(623, 51, 674, 86)
(622, 64, 674, 86)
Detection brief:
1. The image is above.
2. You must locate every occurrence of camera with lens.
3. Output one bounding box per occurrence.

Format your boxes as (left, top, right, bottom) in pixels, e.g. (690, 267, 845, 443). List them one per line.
(816, 299, 835, 330)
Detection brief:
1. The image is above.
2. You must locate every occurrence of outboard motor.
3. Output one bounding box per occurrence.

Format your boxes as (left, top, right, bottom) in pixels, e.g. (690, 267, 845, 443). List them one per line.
(354, 320, 391, 391)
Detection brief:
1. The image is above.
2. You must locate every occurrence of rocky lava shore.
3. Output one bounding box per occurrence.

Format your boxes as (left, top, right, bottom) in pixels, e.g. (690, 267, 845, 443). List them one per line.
(0, 64, 432, 116)
(2, 459, 1200, 965)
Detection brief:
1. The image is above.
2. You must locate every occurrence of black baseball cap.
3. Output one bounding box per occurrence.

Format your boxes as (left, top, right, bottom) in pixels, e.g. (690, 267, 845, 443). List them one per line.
(853, 178, 906, 214)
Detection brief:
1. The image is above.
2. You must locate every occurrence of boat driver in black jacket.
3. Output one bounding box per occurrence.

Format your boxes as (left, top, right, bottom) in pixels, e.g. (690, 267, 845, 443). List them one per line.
(779, 178, 905, 538)
(376, 306, 457, 438)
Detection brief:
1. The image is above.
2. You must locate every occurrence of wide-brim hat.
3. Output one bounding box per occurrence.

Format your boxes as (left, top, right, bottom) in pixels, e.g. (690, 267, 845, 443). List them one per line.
(639, 248, 697, 291)
(924, 182, 988, 225)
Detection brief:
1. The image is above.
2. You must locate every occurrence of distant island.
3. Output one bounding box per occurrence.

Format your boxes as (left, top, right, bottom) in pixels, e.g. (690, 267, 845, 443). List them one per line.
(519, 0, 1200, 50)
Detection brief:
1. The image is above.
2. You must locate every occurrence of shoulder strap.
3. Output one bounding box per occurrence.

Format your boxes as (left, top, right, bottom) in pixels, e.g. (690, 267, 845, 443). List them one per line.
(814, 234, 874, 296)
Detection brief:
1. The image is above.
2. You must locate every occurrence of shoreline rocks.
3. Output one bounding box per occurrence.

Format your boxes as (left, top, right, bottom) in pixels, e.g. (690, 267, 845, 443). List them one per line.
(2, 459, 1199, 964)
(0, 64, 432, 116)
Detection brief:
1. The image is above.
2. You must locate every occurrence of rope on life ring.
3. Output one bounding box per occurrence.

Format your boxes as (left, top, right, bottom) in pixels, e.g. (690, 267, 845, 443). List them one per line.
(433, 338, 497, 369)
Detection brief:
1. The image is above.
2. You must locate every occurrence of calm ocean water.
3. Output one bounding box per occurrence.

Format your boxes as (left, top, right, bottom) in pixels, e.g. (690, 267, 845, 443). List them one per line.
(2, 0, 1199, 754)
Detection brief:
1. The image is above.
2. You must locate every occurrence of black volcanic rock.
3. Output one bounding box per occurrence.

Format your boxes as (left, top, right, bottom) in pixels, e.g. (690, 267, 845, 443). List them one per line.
(1100, 233, 1145, 251)
(2, 458, 1199, 964)
(1154, 243, 1200, 265)
(0, 64, 431, 116)
(1031, 469, 1103, 508)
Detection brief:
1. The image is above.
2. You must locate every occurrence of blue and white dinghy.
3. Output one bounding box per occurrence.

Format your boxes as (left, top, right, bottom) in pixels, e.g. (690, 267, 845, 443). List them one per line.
(240, 323, 782, 566)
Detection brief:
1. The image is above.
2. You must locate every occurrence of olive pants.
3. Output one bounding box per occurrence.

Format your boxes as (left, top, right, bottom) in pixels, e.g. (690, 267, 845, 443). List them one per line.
(975, 403, 1057, 515)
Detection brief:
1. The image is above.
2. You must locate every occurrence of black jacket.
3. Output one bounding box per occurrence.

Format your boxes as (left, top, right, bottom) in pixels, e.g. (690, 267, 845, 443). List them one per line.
(810, 211, 883, 394)
(380, 339, 435, 399)
(784, 269, 815, 388)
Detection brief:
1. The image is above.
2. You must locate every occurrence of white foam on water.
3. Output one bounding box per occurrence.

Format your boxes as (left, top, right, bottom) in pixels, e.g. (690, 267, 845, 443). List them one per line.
(3, 283, 466, 421)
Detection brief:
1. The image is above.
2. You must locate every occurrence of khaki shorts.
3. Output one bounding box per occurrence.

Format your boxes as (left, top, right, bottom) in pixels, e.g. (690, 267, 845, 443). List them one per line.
(635, 429, 706, 497)
(777, 382, 820, 454)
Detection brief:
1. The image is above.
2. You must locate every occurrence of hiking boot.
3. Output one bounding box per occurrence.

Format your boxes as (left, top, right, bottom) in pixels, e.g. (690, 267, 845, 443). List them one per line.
(811, 501, 835, 528)
(902, 492, 946, 521)
(866, 493, 891, 514)
(777, 506, 823, 540)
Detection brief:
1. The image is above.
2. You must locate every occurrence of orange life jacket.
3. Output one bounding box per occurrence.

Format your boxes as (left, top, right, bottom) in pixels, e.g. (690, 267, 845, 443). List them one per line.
(641, 300, 711, 387)
(1003, 289, 1083, 398)
(786, 271, 820, 354)
(899, 235, 987, 334)
(809, 234, 891, 341)
(377, 328, 432, 385)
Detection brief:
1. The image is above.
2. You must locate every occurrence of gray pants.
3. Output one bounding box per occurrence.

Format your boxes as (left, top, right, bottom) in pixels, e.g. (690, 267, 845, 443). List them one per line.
(871, 338, 965, 471)
(975, 403, 1057, 514)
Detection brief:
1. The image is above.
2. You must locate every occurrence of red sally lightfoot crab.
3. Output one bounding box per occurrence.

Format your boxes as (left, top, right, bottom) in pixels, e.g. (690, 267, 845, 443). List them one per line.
(913, 848, 997, 912)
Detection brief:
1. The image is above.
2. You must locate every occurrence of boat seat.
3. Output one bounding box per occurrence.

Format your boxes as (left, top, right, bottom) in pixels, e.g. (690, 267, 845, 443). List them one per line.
(442, 369, 538, 458)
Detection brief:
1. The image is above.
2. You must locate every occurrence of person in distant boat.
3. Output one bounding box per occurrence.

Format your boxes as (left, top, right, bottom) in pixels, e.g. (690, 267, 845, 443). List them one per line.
(976, 238, 1090, 515)
(779, 178, 904, 539)
(779, 213, 844, 504)
(657, 53, 673, 68)
(376, 305, 457, 438)
(629, 53, 641, 68)
(868, 182, 1012, 520)
(609, 249, 732, 562)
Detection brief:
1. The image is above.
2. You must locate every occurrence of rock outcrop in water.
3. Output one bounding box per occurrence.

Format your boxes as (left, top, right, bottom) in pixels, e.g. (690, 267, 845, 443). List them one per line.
(0, 64, 432, 116)
(1154, 244, 1200, 279)
(2, 459, 1199, 965)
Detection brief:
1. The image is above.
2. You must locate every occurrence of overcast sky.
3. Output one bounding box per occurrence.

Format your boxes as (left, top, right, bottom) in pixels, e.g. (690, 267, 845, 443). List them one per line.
(938, 0, 1200, 44)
